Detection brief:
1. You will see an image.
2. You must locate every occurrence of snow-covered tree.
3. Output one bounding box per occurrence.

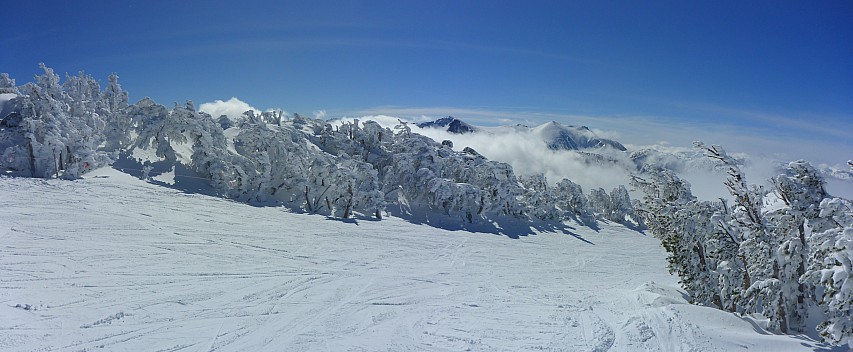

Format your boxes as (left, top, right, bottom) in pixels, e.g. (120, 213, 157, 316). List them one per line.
(588, 188, 611, 221)
(0, 73, 18, 94)
(554, 178, 594, 224)
(519, 174, 561, 221)
(698, 142, 790, 332)
(609, 185, 643, 226)
(101, 73, 131, 151)
(1, 64, 112, 178)
(803, 198, 853, 347)
(631, 165, 726, 306)
(128, 97, 176, 162)
(764, 161, 829, 332)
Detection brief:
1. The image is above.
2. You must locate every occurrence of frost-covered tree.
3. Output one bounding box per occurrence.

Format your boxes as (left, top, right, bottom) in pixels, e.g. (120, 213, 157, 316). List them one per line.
(222, 112, 385, 216)
(631, 165, 725, 306)
(764, 161, 829, 332)
(379, 130, 527, 221)
(427, 177, 482, 222)
(588, 188, 611, 221)
(128, 97, 176, 162)
(519, 174, 561, 221)
(554, 178, 595, 224)
(1, 64, 112, 178)
(802, 198, 853, 347)
(101, 73, 131, 151)
(609, 185, 643, 226)
(0, 73, 18, 94)
(698, 142, 789, 332)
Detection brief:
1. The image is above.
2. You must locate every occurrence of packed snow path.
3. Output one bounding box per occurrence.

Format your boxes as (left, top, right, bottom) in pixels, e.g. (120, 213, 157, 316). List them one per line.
(0, 169, 838, 351)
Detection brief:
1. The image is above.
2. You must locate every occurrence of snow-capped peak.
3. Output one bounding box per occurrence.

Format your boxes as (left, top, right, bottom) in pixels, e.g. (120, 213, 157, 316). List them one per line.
(530, 120, 626, 151)
(415, 116, 477, 134)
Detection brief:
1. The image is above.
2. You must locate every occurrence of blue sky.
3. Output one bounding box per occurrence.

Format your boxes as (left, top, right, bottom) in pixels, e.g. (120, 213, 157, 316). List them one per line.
(3, 1, 851, 164)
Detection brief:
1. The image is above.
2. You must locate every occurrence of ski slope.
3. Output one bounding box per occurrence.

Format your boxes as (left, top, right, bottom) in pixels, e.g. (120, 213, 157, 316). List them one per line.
(0, 168, 840, 351)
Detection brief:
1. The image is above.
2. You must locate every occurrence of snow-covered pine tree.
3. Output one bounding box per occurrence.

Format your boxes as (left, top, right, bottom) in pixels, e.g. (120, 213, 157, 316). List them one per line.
(609, 185, 643, 227)
(588, 188, 611, 221)
(631, 165, 725, 306)
(471, 161, 526, 218)
(766, 160, 829, 332)
(427, 177, 483, 222)
(128, 97, 177, 162)
(101, 73, 131, 151)
(554, 178, 594, 224)
(5, 64, 112, 178)
(711, 209, 748, 313)
(802, 197, 853, 347)
(698, 142, 788, 333)
(519, 174, 561, 221)
(0, 73, 17, 94)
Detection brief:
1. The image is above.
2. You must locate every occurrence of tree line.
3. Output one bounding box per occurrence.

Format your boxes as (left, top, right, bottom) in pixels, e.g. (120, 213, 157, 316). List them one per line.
(0, 65, 639, 227)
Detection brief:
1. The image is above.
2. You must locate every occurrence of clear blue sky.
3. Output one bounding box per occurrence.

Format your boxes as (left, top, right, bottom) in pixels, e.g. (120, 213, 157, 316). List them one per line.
(3, 1, 851, 162)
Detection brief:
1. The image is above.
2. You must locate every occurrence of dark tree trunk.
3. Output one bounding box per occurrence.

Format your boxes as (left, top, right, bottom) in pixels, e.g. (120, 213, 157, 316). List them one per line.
(27, 141, 36, 177)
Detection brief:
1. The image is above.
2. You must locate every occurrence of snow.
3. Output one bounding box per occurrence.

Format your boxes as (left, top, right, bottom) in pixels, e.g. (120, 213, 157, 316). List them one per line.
(0, 93, 16, 105)
(0, 167, 842, 351)
(0, 93, 18, 119)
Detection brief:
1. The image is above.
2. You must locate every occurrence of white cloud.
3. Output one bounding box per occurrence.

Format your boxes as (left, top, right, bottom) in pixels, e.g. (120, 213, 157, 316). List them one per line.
(199, 97, 258, 120)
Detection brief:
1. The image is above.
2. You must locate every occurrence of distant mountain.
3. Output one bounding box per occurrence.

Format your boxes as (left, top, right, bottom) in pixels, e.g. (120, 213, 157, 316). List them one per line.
(531, 121, 627, 151)
(416, 116, 477, 134)
(417, 117, 626, 152)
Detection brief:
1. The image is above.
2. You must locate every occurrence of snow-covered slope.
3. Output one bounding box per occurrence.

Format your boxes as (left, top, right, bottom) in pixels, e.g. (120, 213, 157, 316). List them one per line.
(0, 168, 839, 351)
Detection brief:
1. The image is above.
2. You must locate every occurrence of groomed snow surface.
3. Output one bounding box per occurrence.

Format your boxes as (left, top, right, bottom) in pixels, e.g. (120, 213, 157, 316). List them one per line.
(0, 168, 841, 351)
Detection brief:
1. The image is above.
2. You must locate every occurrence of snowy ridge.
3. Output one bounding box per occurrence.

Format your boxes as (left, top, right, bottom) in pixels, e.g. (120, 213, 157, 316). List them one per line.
(0, 168, 839, 351)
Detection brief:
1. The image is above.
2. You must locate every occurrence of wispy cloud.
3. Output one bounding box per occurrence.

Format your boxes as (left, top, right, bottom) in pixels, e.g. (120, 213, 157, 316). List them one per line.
(651, 99, 853, 140)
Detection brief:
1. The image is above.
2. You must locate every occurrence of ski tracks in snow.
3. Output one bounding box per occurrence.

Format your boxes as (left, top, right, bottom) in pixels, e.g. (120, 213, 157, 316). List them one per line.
(0, 171, 836, 351)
